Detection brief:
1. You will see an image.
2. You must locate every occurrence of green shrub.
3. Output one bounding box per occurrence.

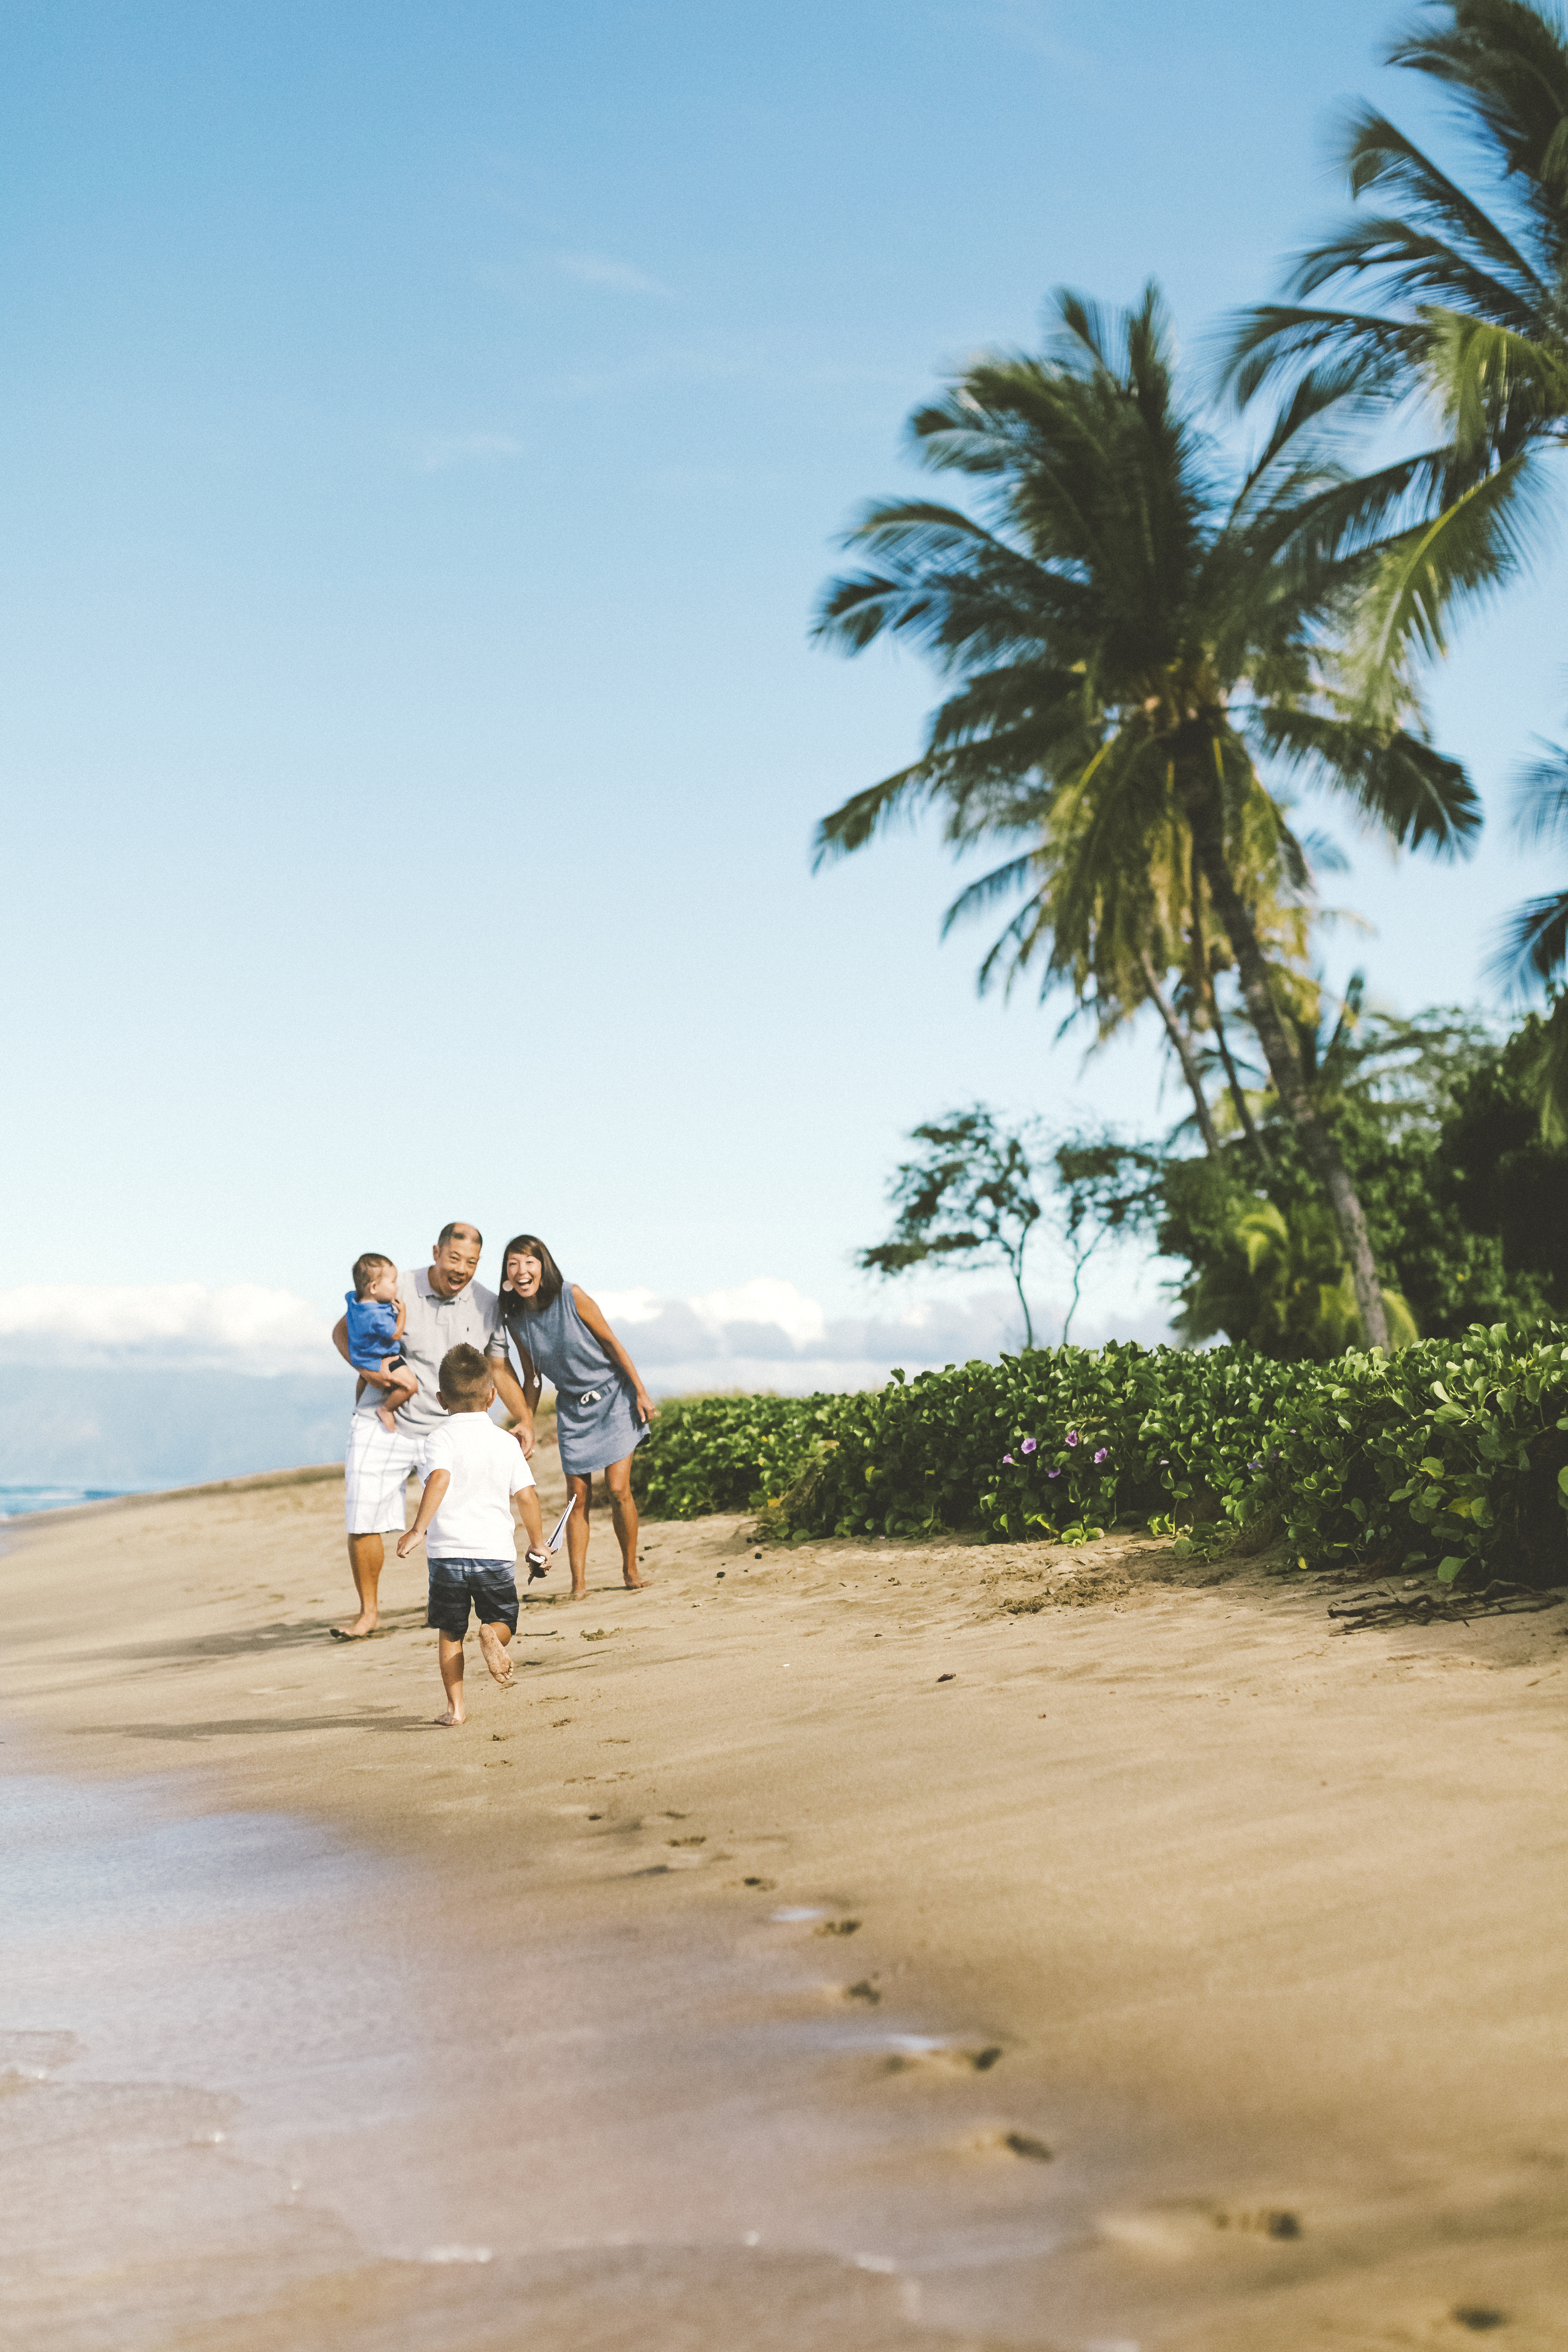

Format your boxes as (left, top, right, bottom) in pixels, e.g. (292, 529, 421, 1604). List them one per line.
(633, 1331, 1568, 1587)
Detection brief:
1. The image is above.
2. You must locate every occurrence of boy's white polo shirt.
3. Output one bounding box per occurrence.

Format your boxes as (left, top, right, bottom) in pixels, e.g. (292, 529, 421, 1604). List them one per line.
(420, 1414, 535, 1561)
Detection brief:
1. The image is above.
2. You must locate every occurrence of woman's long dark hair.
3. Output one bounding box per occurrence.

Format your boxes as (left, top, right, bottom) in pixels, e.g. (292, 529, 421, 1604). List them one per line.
(499, 1233, 564, 1315)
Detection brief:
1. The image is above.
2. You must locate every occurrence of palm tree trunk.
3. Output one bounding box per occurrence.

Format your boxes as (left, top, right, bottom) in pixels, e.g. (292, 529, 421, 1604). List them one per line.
(1138, 948, 1221, 1156)
(1209, 991, 1273, 1172)
(1182, 764, 1391, 1350)
(1189, 842, 1270, 1171)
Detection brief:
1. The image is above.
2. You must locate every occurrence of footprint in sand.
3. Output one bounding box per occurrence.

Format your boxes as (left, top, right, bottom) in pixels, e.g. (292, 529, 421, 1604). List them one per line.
(957, 2127, 1052, 2161)
(881, 2040, 1004, 2076)
(1099, 2201, 1303, 2256)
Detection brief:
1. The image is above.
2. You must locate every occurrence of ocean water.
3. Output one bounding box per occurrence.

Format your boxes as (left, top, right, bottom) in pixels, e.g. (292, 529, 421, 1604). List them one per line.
(0, 1483, 130, 1518)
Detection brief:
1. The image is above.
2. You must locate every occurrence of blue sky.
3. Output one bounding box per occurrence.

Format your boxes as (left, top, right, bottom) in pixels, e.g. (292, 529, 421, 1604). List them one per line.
(1, 0, 1562, 1378)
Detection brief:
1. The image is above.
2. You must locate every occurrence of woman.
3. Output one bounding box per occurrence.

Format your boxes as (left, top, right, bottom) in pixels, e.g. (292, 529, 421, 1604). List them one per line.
(497, 1233, 657, 1598)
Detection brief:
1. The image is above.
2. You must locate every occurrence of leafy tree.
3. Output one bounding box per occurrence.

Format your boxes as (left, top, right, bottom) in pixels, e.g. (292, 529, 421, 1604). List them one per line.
(1051, 1135, 1167, 1341)
(813, 285, 1480, 1350)
(1089, 1000, 1568, 1357)
(857, 1107, 1043, 1345)
(1225, 0, 1567, 710)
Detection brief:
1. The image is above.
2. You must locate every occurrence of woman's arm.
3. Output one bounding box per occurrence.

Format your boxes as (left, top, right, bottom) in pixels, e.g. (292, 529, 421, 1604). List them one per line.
(489, 1354, 539, 1456)
(573, 1287, 658, 1427)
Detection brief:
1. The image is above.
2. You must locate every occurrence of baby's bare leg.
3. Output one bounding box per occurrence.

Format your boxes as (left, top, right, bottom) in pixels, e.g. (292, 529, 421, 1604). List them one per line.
(435, 1633, 465, 1724)
(373, 1360, 417, 1432)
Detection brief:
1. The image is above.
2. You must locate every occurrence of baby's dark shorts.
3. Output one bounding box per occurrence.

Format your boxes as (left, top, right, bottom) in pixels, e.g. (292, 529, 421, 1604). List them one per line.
(426, 1559, 518, 1637)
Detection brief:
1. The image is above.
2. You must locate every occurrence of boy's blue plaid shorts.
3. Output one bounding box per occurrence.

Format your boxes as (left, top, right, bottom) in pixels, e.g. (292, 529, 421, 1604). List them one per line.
(426, 1559, 518, 1637)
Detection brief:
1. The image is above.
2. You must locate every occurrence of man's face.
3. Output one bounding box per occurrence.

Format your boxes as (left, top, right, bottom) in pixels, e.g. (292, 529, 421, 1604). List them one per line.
(429, 1231, 482, 1298)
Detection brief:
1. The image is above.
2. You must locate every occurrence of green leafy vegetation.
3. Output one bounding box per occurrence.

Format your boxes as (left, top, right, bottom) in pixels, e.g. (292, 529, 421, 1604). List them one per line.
(633, 1333, 1568, 1590)
(1057, 999, 1568, 1357)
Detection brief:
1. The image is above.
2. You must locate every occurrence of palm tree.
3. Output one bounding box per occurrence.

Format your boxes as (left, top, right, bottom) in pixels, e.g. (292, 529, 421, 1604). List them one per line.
(1223, 0, 1567, 709)
(1491, 723, 1568, 1133)
(812, 285, 1481, 1348)
(944, 762, 1321, 1167)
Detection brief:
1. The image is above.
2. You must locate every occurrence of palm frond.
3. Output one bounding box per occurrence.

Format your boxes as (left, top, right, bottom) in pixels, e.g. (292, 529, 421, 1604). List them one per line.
(1337, 449, 1541, 702)
(1335, 106, 1548, 305)
(1486, 888, 1568, 992)
(812, 763, 937, 867)
(1386, 0, 1568, 213)
(1252, 706, 1481, 854)
(1510, 731, 1568, 845)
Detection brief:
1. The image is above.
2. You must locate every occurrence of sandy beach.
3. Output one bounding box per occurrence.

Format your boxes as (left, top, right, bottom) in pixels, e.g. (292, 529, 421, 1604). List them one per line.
(2, 1453, 1565, 2350)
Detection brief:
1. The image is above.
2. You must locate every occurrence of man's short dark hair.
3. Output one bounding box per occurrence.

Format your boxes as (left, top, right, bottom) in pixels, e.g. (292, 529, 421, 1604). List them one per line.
(437, 1221, 482, 1251)
(438, 1343, 492, 1409)
(352, 1252, 395, 1298)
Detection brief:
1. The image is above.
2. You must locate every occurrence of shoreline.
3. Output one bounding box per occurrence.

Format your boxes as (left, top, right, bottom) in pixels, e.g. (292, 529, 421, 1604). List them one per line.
(2, 1471, 1565, 2347)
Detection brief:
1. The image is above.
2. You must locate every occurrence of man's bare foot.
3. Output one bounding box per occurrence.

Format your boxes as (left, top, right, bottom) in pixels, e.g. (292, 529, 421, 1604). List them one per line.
(433, 1704, 464, 1726)
(331, 1613, 378, 1640)
(479, 1628, 514, 1687)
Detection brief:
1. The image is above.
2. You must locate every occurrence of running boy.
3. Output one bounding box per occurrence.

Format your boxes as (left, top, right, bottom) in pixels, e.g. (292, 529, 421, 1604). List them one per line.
(345, 1254, 418, 1432)
(396, 1343, 548, 1726)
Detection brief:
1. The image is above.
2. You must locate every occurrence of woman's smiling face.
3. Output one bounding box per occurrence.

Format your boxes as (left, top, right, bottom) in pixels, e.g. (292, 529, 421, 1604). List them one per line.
(505, 1247, 543, 1296)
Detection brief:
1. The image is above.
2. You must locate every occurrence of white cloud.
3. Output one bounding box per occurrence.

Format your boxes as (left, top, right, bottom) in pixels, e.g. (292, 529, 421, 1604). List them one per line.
(0, 1273, 1174, 1392)
(554, 252, 673, 298)
(0, 1285, 333, 1376)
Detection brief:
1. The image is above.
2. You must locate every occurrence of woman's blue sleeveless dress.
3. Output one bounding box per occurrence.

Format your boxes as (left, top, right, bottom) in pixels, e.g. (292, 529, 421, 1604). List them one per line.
(501, 1280, 649, 1476)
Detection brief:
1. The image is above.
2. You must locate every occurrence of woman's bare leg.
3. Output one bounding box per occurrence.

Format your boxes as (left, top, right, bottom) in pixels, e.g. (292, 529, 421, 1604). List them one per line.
(604, 1456, 643, 1587)
(564, 1473, 591, 1598)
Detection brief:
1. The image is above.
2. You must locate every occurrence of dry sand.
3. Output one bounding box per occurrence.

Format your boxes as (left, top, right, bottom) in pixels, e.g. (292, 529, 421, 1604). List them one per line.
(1, 1451, 1565, 2351)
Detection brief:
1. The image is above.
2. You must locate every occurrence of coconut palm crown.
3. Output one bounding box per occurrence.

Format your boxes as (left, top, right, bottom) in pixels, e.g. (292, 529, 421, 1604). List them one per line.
(1224, 0, 1567, 704)
(812, 285, 1481, 1348)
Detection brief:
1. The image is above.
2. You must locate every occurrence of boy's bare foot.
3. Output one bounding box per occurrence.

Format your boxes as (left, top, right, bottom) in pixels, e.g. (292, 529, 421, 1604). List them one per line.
(479, 1627, 514, 1687)
(376, 1406, 398, 1433)
(433, 1704, 464, 1726)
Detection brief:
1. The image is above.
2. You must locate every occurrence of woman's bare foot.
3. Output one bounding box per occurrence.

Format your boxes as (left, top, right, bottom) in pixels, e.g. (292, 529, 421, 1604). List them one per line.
(433, 1704, 464, 1726)
(331, 1612, 378, 1640)
(623, 1571, 647, 1589)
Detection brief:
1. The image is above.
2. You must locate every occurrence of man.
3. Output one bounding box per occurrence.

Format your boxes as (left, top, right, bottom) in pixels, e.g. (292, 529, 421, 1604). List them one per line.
(329, 1222, 541, 1639)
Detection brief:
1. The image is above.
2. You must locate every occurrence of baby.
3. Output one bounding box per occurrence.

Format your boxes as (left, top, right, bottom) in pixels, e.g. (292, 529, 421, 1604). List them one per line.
(345, 1253, 418, 1431)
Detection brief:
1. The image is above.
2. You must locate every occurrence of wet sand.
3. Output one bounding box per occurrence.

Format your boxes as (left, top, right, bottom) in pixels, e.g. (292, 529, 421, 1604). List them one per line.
(1, 1456, 1565, 2349)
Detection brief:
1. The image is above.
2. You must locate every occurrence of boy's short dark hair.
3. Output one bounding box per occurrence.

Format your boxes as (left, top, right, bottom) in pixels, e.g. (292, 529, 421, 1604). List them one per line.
(438, 1343, 493, 1409)
(352, 1253, 395, 1298)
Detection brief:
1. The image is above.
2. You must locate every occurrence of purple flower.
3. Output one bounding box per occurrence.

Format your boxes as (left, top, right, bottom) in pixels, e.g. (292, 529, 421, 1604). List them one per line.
(1093, 1448, 1108, 1464)
(1066, 1429, 1080, 1448)
(1046, 1468, 1062, 1480)
(1002, 1453, 1015, 1465)
(1158, 1456, 1169, 1466)
(1020, 1437, 1038, 1457)
(1248, 1458, 1263, 1470)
